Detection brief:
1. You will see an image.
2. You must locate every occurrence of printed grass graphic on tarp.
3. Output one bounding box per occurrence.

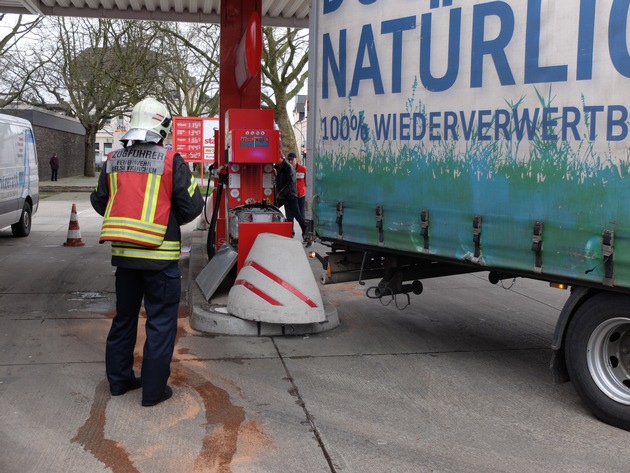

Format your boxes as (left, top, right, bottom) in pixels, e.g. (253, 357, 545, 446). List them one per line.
(314, 87, 630, 286)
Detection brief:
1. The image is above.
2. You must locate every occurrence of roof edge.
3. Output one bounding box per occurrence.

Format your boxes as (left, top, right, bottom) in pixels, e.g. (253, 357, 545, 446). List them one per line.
(0, 4, 308, 27)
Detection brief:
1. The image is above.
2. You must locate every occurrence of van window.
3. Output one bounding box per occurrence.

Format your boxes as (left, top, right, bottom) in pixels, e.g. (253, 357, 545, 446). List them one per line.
(24, 129, 38, 191)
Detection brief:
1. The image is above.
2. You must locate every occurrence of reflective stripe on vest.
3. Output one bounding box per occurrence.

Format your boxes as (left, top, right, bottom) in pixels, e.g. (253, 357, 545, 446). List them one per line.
(101, 216, 167, 246)
(142, 173, 161, 222)
(99, 145, 173, 248)
(186, 174, 197, 197)
(111, 240, 181, 261)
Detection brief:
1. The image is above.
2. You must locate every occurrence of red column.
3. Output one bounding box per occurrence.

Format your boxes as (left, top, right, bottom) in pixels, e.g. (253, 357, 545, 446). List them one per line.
(219, 0, 262, 166)
(214, 0, 263, 250)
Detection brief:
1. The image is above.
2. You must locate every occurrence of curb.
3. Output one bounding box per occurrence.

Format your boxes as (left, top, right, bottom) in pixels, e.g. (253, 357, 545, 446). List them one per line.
(40, 186, 95, 193)
(190, 300, 339, 336)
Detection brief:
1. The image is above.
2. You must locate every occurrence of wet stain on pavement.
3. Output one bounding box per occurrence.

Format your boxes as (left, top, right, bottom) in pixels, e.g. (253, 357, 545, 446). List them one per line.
(171, 364, 246, 472)
(170, 317, 252, 472)
(72, 380, 139, 473)
(74, 304, 266, 472)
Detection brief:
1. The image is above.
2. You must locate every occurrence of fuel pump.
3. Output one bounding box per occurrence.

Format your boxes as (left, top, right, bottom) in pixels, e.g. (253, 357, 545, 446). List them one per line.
(207, 108, 292, 271)
(193, 2, 329, 328)
(225, 108, 278, 209)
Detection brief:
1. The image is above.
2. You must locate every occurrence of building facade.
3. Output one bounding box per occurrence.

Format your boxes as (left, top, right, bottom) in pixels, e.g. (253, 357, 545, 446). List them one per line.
(1, 107, 85, 180)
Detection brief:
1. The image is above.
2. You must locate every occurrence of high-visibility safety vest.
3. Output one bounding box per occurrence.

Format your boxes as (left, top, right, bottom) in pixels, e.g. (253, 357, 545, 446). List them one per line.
(99, 144, 179, 262)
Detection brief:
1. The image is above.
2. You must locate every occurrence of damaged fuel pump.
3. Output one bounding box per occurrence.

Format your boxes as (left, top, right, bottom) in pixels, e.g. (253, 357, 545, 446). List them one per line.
(197, 108, 291, 300)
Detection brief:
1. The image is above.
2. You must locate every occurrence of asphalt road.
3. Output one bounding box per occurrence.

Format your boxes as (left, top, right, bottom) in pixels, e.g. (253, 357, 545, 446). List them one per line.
(1, 190, 629, 473)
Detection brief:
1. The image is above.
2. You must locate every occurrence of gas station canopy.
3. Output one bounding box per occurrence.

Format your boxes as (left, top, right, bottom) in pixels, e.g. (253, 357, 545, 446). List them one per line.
(0, 0, 309, 27)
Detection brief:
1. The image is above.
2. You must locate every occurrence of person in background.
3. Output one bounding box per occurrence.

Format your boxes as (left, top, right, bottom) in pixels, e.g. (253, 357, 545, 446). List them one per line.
(90, 97, 204, 407)
(288, 152, 307, 221)
(49, 154, 59, 181)
(275, 153, 308, 243)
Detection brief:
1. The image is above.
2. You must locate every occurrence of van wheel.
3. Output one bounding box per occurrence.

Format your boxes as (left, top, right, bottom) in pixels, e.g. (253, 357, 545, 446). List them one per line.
(565, 292, 630, 431)
(11, 201, 32, 237)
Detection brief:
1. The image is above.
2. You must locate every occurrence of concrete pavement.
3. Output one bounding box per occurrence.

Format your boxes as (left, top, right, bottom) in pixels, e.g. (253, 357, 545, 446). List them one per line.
(2, 182, 630, 472)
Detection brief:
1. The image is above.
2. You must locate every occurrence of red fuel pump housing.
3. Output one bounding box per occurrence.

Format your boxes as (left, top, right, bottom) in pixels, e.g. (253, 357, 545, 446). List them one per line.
(211, 108, 290, 266)
(224, 108, 279, 207)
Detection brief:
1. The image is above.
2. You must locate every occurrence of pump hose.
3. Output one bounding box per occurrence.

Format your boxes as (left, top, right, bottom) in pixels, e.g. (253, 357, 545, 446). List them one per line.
(203, 164, 214, 224)
(206, 172, 226, 260)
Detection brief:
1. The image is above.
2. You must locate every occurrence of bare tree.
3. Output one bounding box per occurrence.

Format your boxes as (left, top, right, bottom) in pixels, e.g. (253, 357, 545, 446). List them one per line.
(9, 16, 307, 174)
(0, 14, 43, 108)
(260, 27, 309, 156)
(25, 17, 161, 176)
(151, 22, 221, 118)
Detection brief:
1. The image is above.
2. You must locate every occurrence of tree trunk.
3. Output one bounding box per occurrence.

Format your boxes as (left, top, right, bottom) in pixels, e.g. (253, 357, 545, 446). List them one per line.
(84, 126, 96, 177)
(275, 101, 297, 157)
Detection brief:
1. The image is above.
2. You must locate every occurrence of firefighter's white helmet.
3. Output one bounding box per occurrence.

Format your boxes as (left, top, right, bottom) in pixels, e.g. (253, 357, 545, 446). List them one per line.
(120, 97, 172, 146)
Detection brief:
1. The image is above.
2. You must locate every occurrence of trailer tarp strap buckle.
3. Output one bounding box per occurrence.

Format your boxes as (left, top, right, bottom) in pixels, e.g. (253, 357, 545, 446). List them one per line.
(531, 221, 543, 273)
(376, 205, 384, 246)
(336, 201, 343, 239)
(420, 209, 429, 253)
(602, 229, 614, 286)
(472, 215, 482, 259)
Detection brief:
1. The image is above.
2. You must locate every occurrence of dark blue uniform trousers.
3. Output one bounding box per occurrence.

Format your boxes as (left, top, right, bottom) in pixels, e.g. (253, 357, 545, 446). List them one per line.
(277, 197, 307, 236)
(106, 262, 181, 402)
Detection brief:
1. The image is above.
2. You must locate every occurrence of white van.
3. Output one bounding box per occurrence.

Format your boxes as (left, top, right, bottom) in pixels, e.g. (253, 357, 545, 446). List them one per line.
(0, 114, 39, 237)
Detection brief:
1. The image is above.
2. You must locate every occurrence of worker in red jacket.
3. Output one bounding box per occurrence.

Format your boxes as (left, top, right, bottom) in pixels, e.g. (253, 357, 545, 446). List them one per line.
(91, 97, 204, 407)
(288, 152, 307, 221)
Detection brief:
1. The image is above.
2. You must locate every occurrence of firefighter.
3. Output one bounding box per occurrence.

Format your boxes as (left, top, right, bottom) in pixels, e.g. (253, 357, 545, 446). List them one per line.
(90, 97, 204, 407)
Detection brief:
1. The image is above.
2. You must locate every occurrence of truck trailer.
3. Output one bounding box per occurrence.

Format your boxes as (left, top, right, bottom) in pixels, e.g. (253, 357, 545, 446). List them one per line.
(308, 0, 630, 430)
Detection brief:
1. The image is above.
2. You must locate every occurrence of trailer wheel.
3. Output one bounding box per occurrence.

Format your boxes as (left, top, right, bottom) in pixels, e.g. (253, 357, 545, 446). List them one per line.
(11, 201, 31, 237)
(565, 292, 630, 430)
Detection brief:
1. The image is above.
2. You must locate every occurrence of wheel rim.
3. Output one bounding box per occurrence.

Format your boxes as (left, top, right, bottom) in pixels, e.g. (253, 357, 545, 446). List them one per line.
(24, 211, 30, 230)
(587, 317, 630, 404)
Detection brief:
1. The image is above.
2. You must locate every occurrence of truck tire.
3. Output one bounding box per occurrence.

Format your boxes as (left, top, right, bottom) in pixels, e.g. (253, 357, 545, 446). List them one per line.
(11, 201, 31, 237)
(565, 292, 630, 430)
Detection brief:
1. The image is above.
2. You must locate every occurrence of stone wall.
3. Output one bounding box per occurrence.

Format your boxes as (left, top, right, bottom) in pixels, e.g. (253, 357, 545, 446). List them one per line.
(0, 108, 86, 181)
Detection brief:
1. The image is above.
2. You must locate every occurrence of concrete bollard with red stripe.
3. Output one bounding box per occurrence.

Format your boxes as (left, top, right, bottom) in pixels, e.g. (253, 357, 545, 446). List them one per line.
(227, 233, 325, 324)
(63, 203, 85, 247)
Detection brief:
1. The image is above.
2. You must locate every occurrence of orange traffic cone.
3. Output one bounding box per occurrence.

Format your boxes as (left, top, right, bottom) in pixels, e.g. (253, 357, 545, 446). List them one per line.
(63, 203, 85, 247)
